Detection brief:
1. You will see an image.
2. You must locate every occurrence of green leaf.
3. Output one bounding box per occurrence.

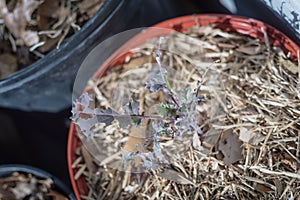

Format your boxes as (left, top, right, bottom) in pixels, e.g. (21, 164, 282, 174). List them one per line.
(131, 116, 142, 126)
(156, 103, 177, 117)
(163, 73, 172, 91)
(156, 104, 168, 117)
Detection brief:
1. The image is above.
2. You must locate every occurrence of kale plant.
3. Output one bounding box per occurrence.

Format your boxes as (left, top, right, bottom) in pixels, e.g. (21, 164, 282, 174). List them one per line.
(72, 37, 215, 170)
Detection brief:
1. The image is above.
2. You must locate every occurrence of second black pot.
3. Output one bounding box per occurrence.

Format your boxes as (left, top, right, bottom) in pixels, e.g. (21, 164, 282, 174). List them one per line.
(0, 164, 75, 199)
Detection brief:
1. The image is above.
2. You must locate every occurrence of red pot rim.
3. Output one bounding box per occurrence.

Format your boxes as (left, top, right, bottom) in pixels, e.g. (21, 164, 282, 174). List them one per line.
(67, 14, 300, 200)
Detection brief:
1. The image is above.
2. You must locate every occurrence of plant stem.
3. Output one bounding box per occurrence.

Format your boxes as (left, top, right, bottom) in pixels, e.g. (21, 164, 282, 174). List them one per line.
(84, 110, 176, 123)
(195, 59, 220, 97)
(156, 37, 180, 108)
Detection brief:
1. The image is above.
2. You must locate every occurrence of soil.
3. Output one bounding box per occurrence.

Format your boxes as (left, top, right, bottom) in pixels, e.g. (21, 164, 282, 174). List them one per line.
(72, 24, 300, 199)
(0, 0, 104, 80)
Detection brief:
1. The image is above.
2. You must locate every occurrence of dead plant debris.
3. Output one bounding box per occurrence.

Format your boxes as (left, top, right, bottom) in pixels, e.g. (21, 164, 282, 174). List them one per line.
(0, 172, 68, 199)
(73, 24, 300, 199)
(0, 0, 104, 79)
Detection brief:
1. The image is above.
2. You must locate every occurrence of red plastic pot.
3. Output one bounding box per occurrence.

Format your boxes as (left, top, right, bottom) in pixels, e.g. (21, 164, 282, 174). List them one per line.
(67, 14, 300, 199)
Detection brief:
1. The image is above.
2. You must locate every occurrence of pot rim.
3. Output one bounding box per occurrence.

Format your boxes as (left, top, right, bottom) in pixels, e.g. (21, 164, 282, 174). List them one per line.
(93, 14, 299, 81)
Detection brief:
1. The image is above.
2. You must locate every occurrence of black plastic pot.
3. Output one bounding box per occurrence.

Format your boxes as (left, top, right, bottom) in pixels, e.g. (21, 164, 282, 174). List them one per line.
(0, 0, 298, 113)
(0, 0, 205, 113)
(258, 0, 300, 43)
(0, 0, 124, 112)
(0, 164, 75, 200)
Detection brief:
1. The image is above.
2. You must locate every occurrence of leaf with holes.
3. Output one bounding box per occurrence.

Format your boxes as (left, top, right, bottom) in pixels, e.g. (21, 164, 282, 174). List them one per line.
(218, 130, 243, 165)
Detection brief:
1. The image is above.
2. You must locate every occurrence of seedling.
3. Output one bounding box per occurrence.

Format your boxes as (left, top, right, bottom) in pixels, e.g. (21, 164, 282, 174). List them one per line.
(72, 37, 219, 170)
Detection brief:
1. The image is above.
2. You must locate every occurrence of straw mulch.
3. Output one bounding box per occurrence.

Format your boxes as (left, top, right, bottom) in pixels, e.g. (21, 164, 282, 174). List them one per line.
(72, 24, 300, 200)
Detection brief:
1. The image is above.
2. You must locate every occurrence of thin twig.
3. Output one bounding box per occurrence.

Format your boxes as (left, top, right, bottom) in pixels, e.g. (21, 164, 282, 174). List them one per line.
(84, 110, 176, 123)
(196, 59, 220, 97)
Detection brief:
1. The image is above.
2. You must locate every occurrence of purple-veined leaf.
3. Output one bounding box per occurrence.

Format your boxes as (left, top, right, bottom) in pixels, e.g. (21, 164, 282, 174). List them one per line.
(145, 69, 165, 93)
(138, 152, 157, 170)
(123, 97, 140, 115)
(94, 107, 117, 126)
(153, 141, 169, 164)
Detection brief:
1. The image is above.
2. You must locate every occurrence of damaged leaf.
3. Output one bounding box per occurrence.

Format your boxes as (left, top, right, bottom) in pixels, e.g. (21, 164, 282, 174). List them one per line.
(95, 108, 117, 126)
(72, 93, 141, 134)
(123, 97, 140, 116)
(122, 97, 142, 126)
(218, 130, 243, 165)
(72, 93, 118, 136)
(145, 70, 165, 93)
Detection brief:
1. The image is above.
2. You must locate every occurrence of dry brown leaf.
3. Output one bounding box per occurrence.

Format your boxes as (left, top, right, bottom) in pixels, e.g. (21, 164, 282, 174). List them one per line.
(123, 125, 149, 153)
(0, 173, 68, 199)
(274, 179, 284, 195)
(123, 55, 152, 71)
(279, 56, 299, 74)
(218, 130, 243, 165)
(0, 53, 17, 79)
(197, 25, 214, 36)
(37, 0, 61, 30)
(203, 128, 222, 148)
(0, 0, 42, 46)
(79, 0, 103, 17)
(123, 135, 148, 153)
(158, 168, 194, 185)
(38, 37, 60, 53)
(47, 190, 68, 200)
(52, 7, 69, 30)
(254, 183, 272, 193)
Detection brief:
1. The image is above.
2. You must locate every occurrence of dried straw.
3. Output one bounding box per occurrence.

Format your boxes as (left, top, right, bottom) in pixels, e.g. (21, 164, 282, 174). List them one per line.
(73, 24, 300, 199)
